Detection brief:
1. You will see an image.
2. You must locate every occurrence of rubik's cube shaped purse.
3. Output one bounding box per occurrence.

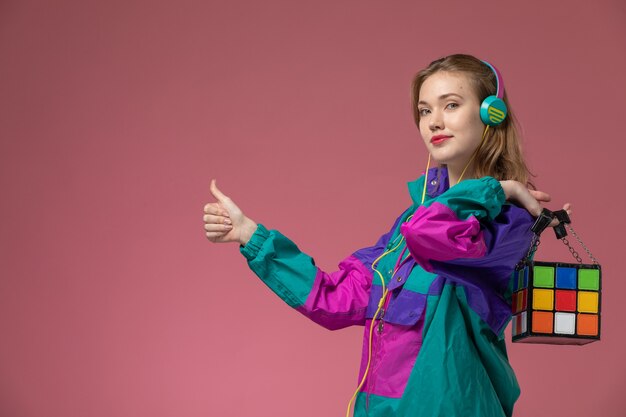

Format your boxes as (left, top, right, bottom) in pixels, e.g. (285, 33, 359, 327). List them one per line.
(511, 209, 601, 345)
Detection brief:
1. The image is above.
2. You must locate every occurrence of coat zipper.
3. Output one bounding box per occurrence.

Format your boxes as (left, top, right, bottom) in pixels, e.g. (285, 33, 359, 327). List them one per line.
(366, 290, 391, 410)
(365, 244, 410, 410)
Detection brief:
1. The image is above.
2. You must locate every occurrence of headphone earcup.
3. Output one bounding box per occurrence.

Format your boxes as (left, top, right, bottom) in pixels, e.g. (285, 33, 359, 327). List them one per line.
(480, 95, 508, 126)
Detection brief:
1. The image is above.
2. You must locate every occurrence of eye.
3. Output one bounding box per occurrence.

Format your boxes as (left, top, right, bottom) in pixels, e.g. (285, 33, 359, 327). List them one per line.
(446, 102, 459, 110)
(418, 108, 430, 116)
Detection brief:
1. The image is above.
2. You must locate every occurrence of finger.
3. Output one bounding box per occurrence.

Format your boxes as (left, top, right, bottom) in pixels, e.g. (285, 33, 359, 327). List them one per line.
(518, 191, 543, 217)
(529, 202, 543, 218)
(529, 190, 551, 202)
(203, 202, 230, 217)
(565, 203, 572, 217)
(203, 203, 220, 215)
(210, 179, 230, 203)
(206, 231, 229, 242)
(203, 214, 232, 225)
(204, 223, 233, 232)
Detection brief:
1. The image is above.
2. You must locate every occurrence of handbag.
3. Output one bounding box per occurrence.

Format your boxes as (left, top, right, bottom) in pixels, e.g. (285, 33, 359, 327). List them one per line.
(511, 208, 601, 344)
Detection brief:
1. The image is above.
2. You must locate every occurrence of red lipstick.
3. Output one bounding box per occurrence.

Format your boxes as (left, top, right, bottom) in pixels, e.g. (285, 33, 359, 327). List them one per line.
(431, 135, 452, 145)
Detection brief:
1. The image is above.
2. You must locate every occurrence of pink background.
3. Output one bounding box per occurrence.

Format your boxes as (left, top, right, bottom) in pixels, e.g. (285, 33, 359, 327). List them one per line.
(1, 1, 625, 416)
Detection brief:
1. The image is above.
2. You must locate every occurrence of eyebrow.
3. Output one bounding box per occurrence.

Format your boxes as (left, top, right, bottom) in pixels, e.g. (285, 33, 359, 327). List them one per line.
(418, 93, 464, 106)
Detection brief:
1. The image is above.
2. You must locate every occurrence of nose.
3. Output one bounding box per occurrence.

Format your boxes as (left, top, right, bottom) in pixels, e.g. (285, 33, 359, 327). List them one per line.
(429, 109, 443, 131)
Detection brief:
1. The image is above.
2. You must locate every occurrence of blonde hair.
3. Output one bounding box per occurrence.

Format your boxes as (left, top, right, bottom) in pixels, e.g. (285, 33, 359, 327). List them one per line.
(411, 54, 534, 188)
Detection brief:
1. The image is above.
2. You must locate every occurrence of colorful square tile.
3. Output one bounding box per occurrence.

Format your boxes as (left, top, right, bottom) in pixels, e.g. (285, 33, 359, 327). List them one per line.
(577, 314, 598, 336)
(514, 268, 527, 291)
(556, 267, 577, 289)
(523, 267, 529, 288)
(555, 290, 576, 312)
(578, 291, 599, 313)
(532, 311, 553, 333)
(554, 312, 576, 335)
(578, 269, 600, 291)
(533, 289, 554, 311)
(534, 266, 554, 288)
(512, 314, 520, 336)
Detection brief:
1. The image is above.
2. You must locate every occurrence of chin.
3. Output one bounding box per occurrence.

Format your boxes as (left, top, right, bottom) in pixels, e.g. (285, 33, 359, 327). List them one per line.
(429, 149, 466, 166)
(428, 153, 452, 165)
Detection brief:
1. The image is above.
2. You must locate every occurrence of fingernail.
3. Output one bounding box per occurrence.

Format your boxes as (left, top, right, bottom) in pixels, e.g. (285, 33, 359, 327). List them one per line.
(224, 218, 232, 225)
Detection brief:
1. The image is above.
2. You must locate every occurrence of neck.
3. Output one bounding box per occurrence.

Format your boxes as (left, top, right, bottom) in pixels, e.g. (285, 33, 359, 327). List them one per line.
(446, 161, 474, 187)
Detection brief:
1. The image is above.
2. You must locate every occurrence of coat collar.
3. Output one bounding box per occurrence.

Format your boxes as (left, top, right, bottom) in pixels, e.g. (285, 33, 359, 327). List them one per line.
(407, 166, 450, 205)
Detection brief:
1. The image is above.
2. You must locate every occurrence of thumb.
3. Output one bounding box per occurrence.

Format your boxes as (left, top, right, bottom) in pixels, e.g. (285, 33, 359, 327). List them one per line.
(210, 179, 229, 202)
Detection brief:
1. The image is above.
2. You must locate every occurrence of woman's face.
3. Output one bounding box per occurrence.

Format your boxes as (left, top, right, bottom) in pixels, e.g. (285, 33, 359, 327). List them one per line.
(417, 71, 485, 172)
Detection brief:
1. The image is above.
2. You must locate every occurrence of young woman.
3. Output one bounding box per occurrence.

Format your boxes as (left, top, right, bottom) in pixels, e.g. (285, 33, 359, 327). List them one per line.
(203, 54, 571, 417)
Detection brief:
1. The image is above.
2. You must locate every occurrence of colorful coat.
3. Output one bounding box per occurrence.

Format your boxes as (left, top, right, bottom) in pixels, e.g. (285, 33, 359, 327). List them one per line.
(239, 167, 535, 416)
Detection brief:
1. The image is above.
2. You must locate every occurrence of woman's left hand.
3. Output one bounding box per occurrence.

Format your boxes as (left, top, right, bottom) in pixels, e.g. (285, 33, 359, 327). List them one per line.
(499, 180, 572, 227)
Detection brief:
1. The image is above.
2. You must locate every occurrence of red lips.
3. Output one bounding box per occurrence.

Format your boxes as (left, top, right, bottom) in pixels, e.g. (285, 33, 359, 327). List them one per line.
(430, 135, 452, 144)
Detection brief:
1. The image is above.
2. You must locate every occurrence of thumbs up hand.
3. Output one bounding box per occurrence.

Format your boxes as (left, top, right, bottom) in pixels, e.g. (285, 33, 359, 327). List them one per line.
(204, 179, 258, 245)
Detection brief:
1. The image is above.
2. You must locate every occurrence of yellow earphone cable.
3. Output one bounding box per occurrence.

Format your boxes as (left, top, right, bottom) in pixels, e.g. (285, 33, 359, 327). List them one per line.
(420, 153, 432, 204)
(457, 125, 490, 184)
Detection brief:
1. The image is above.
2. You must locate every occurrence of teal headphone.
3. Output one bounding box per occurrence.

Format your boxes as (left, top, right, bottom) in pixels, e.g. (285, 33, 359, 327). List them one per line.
(480, 60, 508, 126)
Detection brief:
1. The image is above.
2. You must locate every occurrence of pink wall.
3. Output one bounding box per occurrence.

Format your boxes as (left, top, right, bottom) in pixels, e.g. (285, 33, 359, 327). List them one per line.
(1, 1, 624, 416)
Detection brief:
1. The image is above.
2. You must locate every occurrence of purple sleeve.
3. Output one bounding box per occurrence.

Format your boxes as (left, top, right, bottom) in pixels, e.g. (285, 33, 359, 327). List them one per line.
(402, 203, 534, 335)
(427, 205, 534, 294)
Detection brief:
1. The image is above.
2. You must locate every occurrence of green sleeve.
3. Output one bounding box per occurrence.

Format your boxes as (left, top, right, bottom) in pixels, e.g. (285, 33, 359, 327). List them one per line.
(239, 224, 317, 308)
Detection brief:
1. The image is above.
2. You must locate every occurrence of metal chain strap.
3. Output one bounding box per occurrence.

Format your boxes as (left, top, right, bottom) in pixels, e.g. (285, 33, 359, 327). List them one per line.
(560, 237, 584, 263)
(517, 234, 541, 269)
(518, 209, 599, 268)
(561, 224, 600, 265)
(528, 235, 541, 259)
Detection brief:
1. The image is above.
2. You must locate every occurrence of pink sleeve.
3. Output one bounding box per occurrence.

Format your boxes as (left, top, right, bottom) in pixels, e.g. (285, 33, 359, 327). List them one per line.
(400, 202, 487, 273)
